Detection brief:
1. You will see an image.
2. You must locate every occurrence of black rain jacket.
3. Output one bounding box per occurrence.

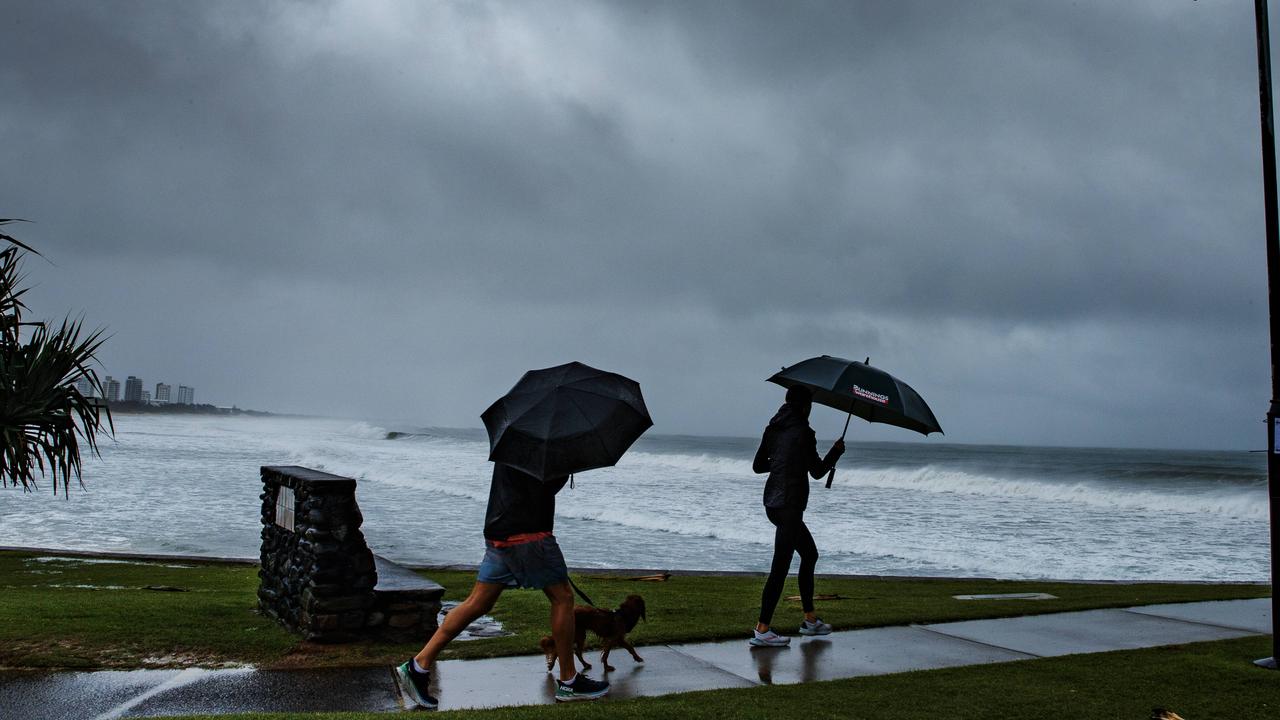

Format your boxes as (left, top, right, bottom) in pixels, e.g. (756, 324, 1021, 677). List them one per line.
(753, 403, 840, 512)
(483, 464, 569, 541)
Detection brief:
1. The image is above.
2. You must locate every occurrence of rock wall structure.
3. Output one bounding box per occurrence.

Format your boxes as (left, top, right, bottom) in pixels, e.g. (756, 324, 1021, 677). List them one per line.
(258, 465, 443, 643)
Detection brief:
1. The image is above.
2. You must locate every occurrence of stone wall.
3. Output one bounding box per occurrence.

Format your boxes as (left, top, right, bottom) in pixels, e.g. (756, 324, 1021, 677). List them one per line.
(258, 465, 444, 643)
(257, 466, 379, 642)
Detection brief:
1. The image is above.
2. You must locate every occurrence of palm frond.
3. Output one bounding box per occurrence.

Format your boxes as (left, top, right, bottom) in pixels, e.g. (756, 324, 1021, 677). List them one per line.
(0, 220, 111, 495)
(0, 219, 40, 257)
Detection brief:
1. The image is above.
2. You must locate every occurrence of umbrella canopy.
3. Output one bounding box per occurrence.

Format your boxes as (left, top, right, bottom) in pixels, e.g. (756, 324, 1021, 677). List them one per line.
(481, 361, 653, 481)
(767, 355, 942, 436)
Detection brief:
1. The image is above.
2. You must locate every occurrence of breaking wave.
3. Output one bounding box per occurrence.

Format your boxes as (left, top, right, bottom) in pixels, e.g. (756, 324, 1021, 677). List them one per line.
(844, 466, 1267, 521)
(5, 415, 1266, 581)
(619, 450, 753, 475)
(344, 421, 390, 440)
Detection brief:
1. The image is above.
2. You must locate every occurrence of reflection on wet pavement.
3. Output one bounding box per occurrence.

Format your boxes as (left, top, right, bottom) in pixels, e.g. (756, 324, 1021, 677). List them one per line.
(0, 599, 1266, 717)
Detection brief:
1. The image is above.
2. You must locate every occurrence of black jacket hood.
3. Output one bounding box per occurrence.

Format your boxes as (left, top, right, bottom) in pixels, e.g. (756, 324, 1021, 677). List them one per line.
(768, 402, 809, 428)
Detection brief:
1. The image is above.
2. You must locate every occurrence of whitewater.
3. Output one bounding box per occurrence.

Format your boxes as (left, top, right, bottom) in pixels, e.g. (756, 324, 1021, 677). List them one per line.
(0, 414, 1269, 581)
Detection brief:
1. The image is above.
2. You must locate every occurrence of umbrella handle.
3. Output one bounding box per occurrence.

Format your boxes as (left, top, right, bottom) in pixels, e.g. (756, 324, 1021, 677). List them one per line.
(825, 412, 852, 489)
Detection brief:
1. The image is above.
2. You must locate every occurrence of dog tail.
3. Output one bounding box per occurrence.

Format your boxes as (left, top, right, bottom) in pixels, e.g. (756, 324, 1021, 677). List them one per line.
(539, 635, 556, 672)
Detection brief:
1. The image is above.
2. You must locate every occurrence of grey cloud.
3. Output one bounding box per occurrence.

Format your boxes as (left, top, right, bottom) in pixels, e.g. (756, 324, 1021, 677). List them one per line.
(2, 0, 1272, 448)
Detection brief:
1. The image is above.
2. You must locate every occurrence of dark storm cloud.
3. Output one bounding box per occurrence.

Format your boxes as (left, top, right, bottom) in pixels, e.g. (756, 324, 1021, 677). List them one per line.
(1, 0, 1271, 448)
(603, 0, 1263, 323)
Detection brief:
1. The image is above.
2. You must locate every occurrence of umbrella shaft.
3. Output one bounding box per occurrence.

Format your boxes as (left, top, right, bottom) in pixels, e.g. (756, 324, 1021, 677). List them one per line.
(826, 411, 852, 490)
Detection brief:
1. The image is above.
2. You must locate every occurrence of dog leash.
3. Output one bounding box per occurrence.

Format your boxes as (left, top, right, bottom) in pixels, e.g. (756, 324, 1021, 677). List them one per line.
(567, 575, 600, 609)
(562, 474, 599, 607)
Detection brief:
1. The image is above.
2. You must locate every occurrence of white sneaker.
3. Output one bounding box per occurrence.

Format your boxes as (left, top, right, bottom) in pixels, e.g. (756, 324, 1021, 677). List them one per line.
(800, 618, 832, 636)
(749, 628, 791, 647)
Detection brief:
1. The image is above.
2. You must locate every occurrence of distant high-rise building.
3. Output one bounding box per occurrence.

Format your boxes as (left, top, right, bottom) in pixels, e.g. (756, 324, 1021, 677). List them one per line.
(155, 382, 171, 404)
(177, 385, 195, 405)
(140, 390, 150, 405)
(75, 377, 95, 397)
(105, 376, 120, 402)
(124, 376, 143, 403)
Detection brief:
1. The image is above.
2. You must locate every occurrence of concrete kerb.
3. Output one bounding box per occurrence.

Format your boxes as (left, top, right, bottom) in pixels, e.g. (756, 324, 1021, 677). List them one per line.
(5, 546, 1266, 586)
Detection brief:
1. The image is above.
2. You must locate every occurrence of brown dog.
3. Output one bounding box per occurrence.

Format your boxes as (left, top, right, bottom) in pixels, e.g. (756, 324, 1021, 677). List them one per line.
(540, 594, 646, 672)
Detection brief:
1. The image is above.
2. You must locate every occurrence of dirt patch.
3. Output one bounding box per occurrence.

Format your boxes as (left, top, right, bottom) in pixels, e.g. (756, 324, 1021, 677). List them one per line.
(0, 639, 257, 671)
(0, 638, 116, 670)
(267, 641, 405, 670)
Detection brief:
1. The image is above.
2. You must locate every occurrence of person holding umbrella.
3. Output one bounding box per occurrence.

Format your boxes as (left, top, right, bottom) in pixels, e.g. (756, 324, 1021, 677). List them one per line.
(750, 355, 942, 646)
(750, 385, 845, 646)
(394, 362, 653, 709)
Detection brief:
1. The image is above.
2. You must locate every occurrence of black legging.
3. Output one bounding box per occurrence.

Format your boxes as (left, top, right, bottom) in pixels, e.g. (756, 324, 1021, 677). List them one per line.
(758, 506, 818, 626)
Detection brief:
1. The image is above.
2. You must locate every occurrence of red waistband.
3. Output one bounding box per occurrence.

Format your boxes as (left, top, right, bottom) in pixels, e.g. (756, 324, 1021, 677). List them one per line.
(487, 531, 552, 548)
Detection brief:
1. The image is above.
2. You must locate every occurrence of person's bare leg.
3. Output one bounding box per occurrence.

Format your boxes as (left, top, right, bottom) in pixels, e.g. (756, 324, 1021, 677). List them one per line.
(414, 581, 505, 668)
(544, 581, 577, 682)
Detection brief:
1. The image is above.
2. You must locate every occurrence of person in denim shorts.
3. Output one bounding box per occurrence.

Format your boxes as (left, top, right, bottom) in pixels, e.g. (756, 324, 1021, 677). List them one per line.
(394, 463, 609, 707)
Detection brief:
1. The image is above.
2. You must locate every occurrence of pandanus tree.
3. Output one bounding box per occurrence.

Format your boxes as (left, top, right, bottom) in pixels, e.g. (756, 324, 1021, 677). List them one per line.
(0, 219, 112, 495)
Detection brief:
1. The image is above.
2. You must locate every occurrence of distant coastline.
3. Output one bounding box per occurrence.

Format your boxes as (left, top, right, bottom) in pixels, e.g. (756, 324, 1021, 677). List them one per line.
(104, 401, 274, 417)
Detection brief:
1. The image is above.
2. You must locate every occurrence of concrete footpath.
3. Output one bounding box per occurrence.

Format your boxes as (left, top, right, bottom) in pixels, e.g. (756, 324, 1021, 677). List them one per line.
(1, 598, 1271, 718)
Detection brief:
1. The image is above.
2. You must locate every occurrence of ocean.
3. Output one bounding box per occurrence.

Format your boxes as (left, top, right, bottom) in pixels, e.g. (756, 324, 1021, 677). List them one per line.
(0, 414, 1269, 582)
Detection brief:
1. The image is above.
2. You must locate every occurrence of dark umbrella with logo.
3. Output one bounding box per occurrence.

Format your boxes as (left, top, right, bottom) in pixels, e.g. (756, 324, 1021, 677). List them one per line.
(768, 355, 942, 487)
(481, 361, 653, 481)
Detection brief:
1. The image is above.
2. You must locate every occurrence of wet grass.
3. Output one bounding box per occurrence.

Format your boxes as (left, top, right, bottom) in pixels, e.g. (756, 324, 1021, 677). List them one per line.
(0, 550, 1268, 670)
(0, 552, 291, 669)
(157, 636, 1280, 720)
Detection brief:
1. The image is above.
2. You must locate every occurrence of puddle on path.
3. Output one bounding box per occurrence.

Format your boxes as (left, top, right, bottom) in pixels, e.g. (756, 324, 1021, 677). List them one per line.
(439, 601, 510, 640)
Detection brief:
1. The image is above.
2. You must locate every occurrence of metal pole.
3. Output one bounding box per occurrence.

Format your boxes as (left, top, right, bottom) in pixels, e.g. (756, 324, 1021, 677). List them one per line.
(1253, 0, 1280, 671)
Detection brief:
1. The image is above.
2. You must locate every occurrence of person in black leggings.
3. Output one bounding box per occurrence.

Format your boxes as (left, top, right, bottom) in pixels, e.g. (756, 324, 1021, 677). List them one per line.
(750, 385, 844, 646)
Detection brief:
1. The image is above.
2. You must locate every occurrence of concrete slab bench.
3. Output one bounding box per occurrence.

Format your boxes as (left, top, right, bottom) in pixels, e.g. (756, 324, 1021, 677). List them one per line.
(372, 554, 445, 641)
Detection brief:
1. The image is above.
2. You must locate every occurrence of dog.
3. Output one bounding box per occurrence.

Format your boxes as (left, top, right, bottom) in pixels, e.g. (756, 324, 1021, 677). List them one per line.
(539, 594, 646, 672)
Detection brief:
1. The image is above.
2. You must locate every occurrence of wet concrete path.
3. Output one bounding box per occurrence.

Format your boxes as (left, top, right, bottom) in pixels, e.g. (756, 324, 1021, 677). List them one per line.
(1, 598, 1269, 718)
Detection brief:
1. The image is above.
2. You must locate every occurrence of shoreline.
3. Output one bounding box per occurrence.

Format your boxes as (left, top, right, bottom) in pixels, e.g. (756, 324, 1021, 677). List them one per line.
(2, 545, 1268, 586)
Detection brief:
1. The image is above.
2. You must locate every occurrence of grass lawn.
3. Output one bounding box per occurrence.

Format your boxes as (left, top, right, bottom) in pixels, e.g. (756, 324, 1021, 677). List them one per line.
(154, 636, 1280, 720)
(0, 549, 1269, 671)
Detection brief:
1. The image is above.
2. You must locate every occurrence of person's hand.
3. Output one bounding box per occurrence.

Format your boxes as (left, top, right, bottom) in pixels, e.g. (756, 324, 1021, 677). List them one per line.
(832, 439, 845, 456)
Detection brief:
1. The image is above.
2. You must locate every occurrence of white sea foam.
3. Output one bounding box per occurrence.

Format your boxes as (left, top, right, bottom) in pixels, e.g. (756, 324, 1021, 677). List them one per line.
(343, 421, 391, 440)
(620, 450, 754, 476)
(0, 414, 1268, 581)
(556, 504, 767, 545)
(844, 466, 1268, 520)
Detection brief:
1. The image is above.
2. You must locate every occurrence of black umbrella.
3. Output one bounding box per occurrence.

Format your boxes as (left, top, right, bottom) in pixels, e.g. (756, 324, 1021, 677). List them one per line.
(768, 355, 942, 487)
(481, 361, 653, 481)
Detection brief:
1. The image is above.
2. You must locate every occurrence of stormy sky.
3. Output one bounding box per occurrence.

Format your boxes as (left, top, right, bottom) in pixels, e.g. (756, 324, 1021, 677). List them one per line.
(2, 0, 1272, 449)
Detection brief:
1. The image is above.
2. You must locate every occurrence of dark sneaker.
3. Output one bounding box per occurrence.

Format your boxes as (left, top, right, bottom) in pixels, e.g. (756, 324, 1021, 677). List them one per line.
(393, 660, 439, 709)
(799, 618, 833, 636)
(555, 673, 610, 702)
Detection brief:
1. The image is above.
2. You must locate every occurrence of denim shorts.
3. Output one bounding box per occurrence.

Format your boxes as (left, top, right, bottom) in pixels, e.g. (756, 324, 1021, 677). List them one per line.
(476, 535, 569, 590)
